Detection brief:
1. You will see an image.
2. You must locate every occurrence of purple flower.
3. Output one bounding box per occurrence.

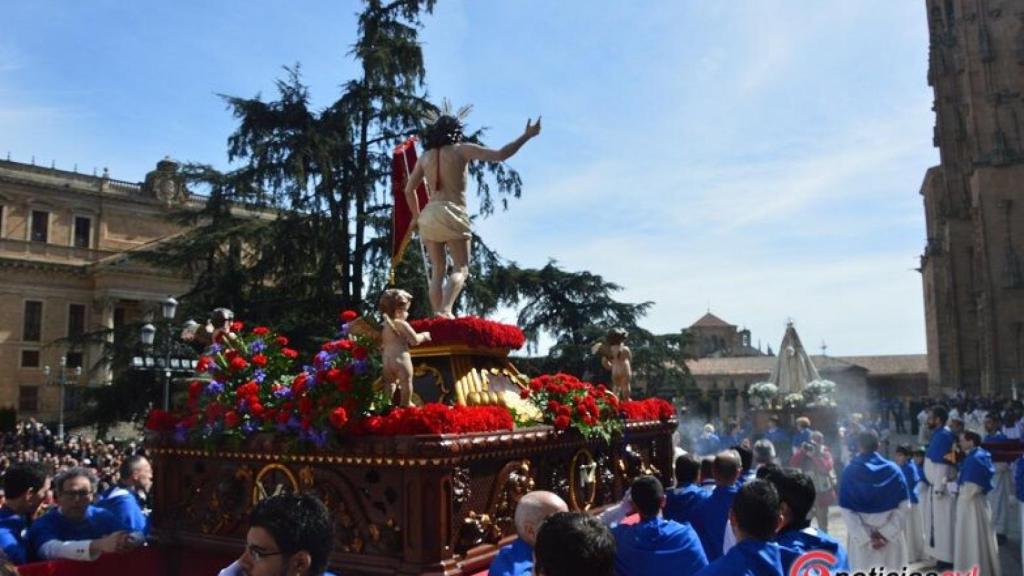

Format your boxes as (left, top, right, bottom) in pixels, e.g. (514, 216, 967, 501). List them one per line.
(254, 369, 267, 384)
(209, 343, 222, 353)
(250, 340, 266, 353)
(339, 323, 350, 337)
(273, 387, 292, 399)
(353, 359, 369, 376)
(241, 420, 257, 435)
(205, 381, 225, 396)
(173, 424, 188, 444)
(314, 351, 330, 366)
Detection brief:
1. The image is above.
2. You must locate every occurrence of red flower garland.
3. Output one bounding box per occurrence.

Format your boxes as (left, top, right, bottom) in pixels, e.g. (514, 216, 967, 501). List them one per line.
(353, 404, 513, 436)
(619, 398, 675, 422)
(409, 316, 525, 350)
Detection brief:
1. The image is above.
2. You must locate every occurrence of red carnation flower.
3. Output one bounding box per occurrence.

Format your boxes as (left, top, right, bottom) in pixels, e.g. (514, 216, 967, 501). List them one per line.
(292, 372, 309, 394)
(554, 415, 571, 430)
(275, 336, 289, 346)
(229, 356, 248, 372)
(352, 346, 368, 361)
(224, 411, 240, 429)
(340, 310, 358, 323)
(281, 348, 299, 360)
(250, 402, 266, 417)
(329, 406, 349, 429)
(299, 397, 314, 415)
(251, 353, 268, 367)
(196, 356, 213, 373)
(520, 389, 530, 399)
(252, 326, 270, 336)
(230, 321, 244, 332)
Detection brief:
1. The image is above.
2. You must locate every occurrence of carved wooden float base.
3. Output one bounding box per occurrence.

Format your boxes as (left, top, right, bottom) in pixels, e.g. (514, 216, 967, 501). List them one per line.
(149, 420, 675, 575)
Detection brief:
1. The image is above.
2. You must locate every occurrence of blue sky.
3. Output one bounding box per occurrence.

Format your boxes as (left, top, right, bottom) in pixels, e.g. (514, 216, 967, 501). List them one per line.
(0, 1, 936, 356)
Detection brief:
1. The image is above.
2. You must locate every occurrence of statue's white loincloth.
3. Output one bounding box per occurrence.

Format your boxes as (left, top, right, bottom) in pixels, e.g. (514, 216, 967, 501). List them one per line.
(418, 200, 472, 242)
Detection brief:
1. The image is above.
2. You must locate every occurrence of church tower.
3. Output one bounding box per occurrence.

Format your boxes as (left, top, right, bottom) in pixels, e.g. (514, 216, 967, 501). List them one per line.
(920, 0, 1024, 395)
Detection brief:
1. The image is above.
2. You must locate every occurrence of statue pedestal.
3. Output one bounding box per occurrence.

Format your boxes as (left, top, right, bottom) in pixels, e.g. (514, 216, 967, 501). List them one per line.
(150, 421, 676, 575)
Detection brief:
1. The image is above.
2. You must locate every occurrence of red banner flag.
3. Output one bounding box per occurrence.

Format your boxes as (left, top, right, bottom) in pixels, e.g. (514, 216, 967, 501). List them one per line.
(391, 137, 429, 283)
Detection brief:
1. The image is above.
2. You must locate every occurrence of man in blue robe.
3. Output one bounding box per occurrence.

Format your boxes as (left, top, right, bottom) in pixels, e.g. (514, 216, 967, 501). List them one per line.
(923, 405, 957, 568)
(762, 467, 849, 573)
(894, 444, 924, 562)
(765, 416, 789, 458)
(28, 467, 139, 561)
(488, 491, 567, 576)
(838, 430, 910, 570)
(790, 417, 812, 456)
(982, 413, 1012, 541)
(696, 425, 721, 456)
(694, 480, 784, 576)
(691, 450, 742, 561)
(953, 431, 999, 575)
(96, 455, 151, 535)
(611, 475, 707, 576)
(733, 445, 756, 485)
(664, 454, 708, 527)
(0, 462, 52, 564)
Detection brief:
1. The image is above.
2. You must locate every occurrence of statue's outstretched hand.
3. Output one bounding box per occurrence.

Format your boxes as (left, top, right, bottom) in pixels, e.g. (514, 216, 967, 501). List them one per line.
(525, 116, 542, 138)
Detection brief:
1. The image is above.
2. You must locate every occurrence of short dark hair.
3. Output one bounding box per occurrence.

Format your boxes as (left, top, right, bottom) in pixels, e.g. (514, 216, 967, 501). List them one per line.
(54, 467, 97, 494)
(755, 463, 780, 480)
(630, 476, 664, 518)
(895, 444, 913, 457)
(857, 430, 880, 453)
(119, 454, 147, 482)
(962, 430, 982, 446)
(699, 457, 714, 482)
(3, 462, 52, 499)
(731, 445, 753, 472)
(731, 479, 780, 540)
(763, 468, 815, 530)
(534, 512, 615, 576)
(930, 405, 948, 423)
(249, 493, 334, 576)
(674, 454, 700, 486)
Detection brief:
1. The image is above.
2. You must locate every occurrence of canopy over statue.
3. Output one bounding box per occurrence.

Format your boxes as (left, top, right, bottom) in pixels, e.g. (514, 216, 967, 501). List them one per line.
(394, 102, 541, 318)
(768, 321, 821, 394)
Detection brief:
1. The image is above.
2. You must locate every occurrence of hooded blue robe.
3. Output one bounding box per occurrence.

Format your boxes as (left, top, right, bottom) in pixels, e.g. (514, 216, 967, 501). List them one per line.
(899, 461, 921, 504)
(691, 483, 740, 561)
(96, 485, 149, 535)
(983, 431, 1008, 442)
(776, 527, 849, 573)
(664, 484, 708, 527)
(27, 506, 121, 559)
(696, 433, 721, 456)
(488, 538, 533, 576)
(612, 516, 707, 576)
(838, 452, 909, 514)
(0, 507, 29, 564)
(693, 539, 783, 576)
(958, 447, 994, 494)
(926, 426, 956, 464)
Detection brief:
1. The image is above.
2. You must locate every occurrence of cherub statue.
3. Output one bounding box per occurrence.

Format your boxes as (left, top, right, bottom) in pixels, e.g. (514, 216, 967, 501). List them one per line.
(379, 289, 431, 407)
(404, 102, 541, 318)
(592, 328, 633, 400)
(181, 307, 236, 346)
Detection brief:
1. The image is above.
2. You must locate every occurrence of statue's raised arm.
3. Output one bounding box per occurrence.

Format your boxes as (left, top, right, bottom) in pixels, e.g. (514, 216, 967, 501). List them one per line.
(405, 105, 540, 318)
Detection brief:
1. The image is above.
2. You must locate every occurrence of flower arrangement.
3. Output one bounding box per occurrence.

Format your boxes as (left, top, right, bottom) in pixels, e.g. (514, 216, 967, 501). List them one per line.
(519, 373, 622, 442)
(409, 316, 525, 350)
(619, 398, 675, 422)
(353, 403, 513, 436)
(781, 392, 805, 409)
(748, 382, 779, 409)
(803, 379, 837, 406)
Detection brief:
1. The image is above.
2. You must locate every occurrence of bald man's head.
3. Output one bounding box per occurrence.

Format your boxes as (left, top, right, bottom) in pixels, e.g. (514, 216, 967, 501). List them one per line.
(514, 491, 569, 547)
(713, 450, 742, 486)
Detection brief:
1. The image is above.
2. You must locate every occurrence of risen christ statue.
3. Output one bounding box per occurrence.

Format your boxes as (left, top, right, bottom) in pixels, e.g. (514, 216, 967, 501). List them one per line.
(405, 111, 540, 318)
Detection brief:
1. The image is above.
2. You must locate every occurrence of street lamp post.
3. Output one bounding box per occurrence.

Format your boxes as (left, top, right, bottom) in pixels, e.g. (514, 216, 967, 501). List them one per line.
(136, 297, 193, 411)
(42, 356, 82, 440)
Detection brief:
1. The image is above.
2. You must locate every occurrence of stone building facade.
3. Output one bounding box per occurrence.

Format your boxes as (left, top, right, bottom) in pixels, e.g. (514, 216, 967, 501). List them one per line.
(685, 312, 765, 358)
(920, 0, 1024, 396)
(0, 158, 195, 422)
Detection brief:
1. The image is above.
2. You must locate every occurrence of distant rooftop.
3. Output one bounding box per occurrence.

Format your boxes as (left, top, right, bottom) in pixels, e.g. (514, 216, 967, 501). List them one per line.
(686, 354, 927, 378)
(690, 312, 735, 329)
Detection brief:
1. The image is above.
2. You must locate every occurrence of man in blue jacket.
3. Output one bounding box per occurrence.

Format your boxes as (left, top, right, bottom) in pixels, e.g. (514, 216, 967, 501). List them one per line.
(664, 454, 708, 527)
(611, 475, 707, 576)
(96, 455, 152, 534)
(488, 491, 567, 576)
(762, 467, 848, 573)
(0, 462, 52, 564)
(691, 450, 742, 561)
(694, 480, 784, 576)
(28, 467, 139, 561)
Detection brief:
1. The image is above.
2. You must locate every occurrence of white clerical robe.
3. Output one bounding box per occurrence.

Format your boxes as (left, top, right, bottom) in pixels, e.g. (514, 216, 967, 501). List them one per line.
(906, 481, 927, 562)
(954, 482, 1001, 576)
(840, 501, 910, 570)
(989, 461, 1012, 536)
(923, 459, 956, 563)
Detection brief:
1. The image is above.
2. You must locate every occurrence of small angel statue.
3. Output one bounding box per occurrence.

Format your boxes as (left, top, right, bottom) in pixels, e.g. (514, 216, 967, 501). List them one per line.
(591, 328, 633, 400)
(379, 289, 431, 407)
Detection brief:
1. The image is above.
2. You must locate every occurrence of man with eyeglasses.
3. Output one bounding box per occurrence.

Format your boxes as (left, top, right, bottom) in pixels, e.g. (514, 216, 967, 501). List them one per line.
(219, 492, 335, 576)
(27, 467, 140, 561)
